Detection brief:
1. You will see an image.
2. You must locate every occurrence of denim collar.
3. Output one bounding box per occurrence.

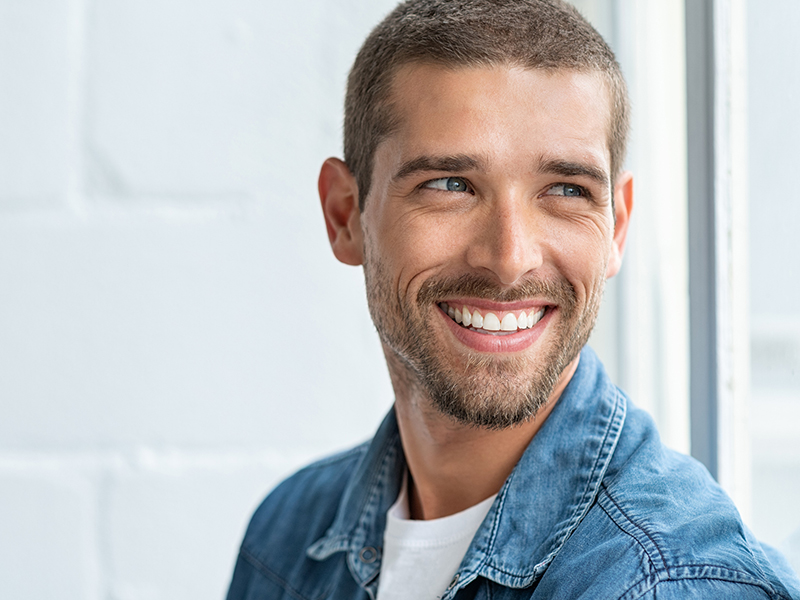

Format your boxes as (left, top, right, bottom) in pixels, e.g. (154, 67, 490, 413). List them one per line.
(306, 347, 626, 596)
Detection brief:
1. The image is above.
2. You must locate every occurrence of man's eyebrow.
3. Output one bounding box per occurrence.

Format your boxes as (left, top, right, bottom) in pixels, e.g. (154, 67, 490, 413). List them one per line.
(538, 159, 610, 188)
(393, 154, 483, 181)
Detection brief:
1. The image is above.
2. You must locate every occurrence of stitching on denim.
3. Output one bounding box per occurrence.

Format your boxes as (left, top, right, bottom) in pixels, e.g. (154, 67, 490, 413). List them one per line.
(355, 430, 400, 526)
(437, 481, 509, 596)
(668, 564, 769, 573)
(485, 468, 512, 552)
(346, 430, 401, 586)
(736, 525, 783, 597)
(616, 573, 657, 600)
(300, 443, 371, 560)
(240, 547, 333, 600)
(601, 490, 785, 599)
(601, 481, 670, 577)
(354, 430, 400, 532)
(476, 391, 625, 585)
(463, 471, 516, 584)
(545, 386, 625, 556)
(620, 574, 779, 600)
(597, 492, 658, 575)
(602, 500, 790, 600)
(476, 386, 627, 585)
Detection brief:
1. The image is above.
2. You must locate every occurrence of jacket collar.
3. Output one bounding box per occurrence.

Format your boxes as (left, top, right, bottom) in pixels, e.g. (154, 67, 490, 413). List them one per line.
(306, 347, 626, 594)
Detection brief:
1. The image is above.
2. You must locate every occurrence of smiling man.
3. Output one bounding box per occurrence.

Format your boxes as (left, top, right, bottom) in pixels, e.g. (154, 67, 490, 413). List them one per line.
(226, 1, 799, 599)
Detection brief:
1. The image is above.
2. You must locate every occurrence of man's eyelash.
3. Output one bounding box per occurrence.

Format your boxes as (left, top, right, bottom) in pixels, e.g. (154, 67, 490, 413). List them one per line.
(545, 183, 593, 200)
(421, 177, 474, 193)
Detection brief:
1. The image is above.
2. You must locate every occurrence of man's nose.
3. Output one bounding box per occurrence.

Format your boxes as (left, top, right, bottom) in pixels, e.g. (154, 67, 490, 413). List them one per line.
(465, 195, 544, 286)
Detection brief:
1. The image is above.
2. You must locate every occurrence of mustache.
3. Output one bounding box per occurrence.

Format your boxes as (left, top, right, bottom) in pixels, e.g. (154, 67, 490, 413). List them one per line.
(416, 273, 576, 307)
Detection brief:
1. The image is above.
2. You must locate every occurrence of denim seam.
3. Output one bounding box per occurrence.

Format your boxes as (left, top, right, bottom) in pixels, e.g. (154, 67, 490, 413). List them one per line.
(356, 430, 400, 533)
(619, 570, 781, 600)
(303, 445, 371, 561)
(458, 471, 513, 590)
(474, 389, 626, 585)
(737, 529, 783, 597)
(240, 547, 333, 600)
(600, 481, 670, 577)
(541, 387, 625, 564)
(599, 491, 783, 600)
(348, 431, 401, 588)
(484, 467, 512, 557)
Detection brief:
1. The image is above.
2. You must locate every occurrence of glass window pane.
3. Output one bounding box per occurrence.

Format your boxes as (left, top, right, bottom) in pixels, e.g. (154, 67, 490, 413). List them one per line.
(747, 0, 800, 572)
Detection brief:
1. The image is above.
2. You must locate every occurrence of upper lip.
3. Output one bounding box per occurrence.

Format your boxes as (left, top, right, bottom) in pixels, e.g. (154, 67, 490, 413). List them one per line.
(438, 298, 552, 311)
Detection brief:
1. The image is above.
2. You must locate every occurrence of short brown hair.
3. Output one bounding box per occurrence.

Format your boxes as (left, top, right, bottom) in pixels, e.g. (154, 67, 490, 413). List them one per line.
(344, 0, 630, 210)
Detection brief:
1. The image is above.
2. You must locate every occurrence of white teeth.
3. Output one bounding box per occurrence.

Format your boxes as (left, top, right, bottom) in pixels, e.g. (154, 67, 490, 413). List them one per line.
(500, 313, 518, 331)
(483, 312, 501, 331)
(441, 302, 547, 333)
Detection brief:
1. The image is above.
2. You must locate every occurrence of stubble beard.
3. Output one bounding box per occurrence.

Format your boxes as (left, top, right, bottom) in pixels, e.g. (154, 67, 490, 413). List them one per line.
(364, 251, 606, 430)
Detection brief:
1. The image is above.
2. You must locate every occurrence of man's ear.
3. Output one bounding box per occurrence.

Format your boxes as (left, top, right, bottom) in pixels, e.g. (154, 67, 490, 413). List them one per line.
(606, 171, 634, 279)
(319, 157, 364, 266)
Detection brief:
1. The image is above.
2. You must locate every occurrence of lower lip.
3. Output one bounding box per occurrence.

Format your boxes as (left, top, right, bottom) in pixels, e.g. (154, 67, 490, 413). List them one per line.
(439, 307, 554, 353)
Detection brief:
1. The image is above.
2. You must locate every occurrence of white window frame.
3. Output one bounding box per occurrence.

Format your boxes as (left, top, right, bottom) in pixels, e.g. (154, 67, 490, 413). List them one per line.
(684, 0, 750, 518)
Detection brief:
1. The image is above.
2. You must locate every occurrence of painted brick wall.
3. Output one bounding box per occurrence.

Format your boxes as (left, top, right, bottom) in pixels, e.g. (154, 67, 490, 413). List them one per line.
(0, 1, 398, 598)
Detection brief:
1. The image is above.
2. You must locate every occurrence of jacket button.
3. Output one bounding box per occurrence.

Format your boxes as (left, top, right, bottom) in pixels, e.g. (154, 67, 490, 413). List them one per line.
(359, 546, 378, 563)
(447, 573, 460, 589)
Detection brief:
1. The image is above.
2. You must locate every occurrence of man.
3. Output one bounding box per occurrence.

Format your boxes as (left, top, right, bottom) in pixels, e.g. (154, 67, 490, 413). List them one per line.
(227, 1, 799, 598)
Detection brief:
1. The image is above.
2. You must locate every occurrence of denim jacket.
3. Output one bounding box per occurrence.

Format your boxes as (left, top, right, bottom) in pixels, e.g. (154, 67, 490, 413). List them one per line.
(227, 347, 800, 599)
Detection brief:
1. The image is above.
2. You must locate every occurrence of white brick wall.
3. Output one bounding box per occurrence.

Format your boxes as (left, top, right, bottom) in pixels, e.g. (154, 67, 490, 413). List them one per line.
(0, 0, 72, 208)
(105, 454, 294, 600)
(0, 1, 398, 598)
(0, 461, 98, 599)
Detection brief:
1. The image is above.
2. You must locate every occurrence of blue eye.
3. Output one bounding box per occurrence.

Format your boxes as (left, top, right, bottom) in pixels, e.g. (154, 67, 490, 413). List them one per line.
(547, 183, 585, 197)
(423, 177, 472, 193)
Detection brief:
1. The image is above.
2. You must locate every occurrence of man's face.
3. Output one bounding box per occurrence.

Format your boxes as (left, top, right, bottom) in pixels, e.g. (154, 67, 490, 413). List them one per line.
(326, 64, 631, 428)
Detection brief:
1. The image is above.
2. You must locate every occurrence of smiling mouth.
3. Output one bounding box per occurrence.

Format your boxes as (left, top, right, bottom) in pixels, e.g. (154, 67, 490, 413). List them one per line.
(438, 302, 547, 335)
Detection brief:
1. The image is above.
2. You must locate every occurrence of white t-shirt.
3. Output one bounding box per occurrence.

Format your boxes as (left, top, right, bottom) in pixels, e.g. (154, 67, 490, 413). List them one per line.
(376, 474, 497, 600)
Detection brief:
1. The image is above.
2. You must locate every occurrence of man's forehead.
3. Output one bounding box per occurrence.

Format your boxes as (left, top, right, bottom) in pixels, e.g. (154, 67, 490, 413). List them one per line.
(378, 62, 614, 179)
(391, 60, 609, 98)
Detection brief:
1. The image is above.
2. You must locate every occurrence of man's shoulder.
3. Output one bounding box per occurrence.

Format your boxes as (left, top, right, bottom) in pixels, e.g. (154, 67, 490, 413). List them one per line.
(601, 404, 737, 549)
(559, 402, 794, 598)
(240, 442, 368, 563)
(596, 444, 753, 571)
(586, 470, 793, 598)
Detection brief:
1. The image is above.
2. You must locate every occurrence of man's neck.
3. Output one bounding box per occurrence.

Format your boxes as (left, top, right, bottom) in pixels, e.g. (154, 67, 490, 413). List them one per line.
(387, 353, 580, 521)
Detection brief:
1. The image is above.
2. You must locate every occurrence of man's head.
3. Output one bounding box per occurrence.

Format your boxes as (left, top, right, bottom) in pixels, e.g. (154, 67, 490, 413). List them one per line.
(344, 0, 630, 210)
(320, 0, 633, 430)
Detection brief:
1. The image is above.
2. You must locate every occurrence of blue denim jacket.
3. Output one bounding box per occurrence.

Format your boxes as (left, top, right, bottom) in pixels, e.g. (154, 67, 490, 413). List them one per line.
(227, 348, 800, 599)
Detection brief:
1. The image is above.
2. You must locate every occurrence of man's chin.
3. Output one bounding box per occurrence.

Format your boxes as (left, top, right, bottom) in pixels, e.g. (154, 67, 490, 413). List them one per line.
(418, 357, 563, 430)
